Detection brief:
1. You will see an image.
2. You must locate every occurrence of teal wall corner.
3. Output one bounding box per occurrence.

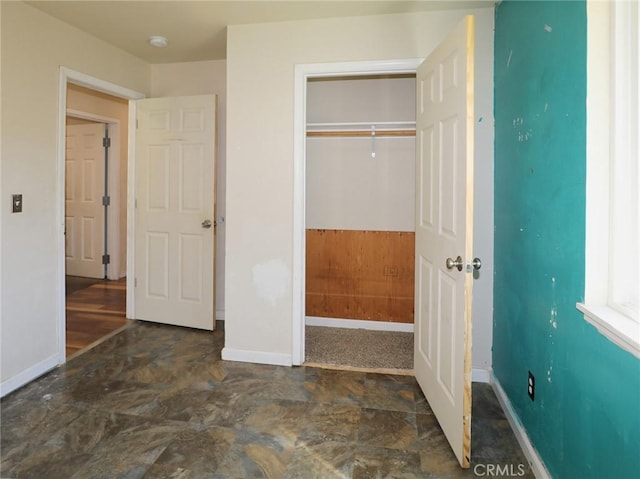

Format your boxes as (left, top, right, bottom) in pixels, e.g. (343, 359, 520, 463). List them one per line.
(493, 1, 640, 478)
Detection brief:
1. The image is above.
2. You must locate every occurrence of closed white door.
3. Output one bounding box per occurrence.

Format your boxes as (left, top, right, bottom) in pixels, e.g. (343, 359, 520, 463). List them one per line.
(65, 122, 106, 279)
(134, 95, 216, 330)
(414, 16, 475, 468)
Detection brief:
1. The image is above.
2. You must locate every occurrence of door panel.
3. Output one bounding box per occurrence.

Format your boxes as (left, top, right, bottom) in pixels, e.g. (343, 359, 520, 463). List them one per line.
(414, 16, 475, 468)
(135, 95, 216, 330)
(148, 145, 171, 210)
(65, 122, 106, 279)
(146, 232, 169, 298)
(180, 233, 204, 301)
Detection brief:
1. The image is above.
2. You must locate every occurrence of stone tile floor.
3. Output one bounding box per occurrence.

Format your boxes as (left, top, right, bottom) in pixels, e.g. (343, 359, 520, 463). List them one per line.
(1, 322, 534, 478)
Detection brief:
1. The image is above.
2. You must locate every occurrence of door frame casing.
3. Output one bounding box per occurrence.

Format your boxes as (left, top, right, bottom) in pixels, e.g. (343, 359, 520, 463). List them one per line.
(292, 59, 422, 365)
(66, 109, 121, 281)
(56, 67, 144, 363)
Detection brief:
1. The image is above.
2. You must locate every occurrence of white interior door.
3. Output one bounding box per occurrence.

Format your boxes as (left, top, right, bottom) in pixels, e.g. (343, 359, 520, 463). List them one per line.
(414, 16, 475, 468)
(134, 95, 216, 330)
(65, 122, 106, 279)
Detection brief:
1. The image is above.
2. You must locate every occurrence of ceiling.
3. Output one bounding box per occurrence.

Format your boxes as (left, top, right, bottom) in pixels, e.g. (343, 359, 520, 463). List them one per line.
(27, 1, 493, 64)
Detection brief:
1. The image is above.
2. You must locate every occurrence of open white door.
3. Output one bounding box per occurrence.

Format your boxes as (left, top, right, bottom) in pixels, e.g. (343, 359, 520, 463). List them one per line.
(65, 122, 107, 279)
(134, 95, 216, 330)
(414, 16, 475, 468)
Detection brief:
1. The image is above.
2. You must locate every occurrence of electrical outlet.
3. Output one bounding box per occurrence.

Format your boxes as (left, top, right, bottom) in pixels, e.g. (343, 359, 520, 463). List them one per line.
(12, 194, 22, 213)
(528, 371, 535, 401)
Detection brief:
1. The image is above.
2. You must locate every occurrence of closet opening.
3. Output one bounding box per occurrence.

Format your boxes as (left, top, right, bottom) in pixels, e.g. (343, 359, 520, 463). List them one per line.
(303, 73, 417, 372)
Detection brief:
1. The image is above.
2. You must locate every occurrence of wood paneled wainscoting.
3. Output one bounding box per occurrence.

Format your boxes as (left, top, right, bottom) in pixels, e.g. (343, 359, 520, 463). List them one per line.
(306, 229, 415, 324)
(65, 277, 128, 357)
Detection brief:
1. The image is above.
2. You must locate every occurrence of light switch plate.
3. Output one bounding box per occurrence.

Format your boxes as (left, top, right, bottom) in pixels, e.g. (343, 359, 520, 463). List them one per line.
(12, 194, 22, 213)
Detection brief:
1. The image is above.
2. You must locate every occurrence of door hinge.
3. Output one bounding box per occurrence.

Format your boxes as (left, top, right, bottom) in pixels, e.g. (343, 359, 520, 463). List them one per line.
(102, 195, 111, 206)
(103, 137, 111, 148)
(134, 278, 137, 287)
(102, 254, 111, 265)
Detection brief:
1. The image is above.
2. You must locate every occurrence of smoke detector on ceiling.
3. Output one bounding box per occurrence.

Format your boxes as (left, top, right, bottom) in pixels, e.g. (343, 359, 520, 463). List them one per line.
(149, 36, 168, 48)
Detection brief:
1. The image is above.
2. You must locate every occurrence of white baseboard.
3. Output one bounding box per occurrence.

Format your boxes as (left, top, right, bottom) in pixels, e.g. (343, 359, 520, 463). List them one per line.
(306, 316, 414, 333)
(490, 371, 551, 479)
(216, 309, 225, 321)
(0, 354, 59, 398)
(472, 368, 491, 383)
(221, 347, 292, 366)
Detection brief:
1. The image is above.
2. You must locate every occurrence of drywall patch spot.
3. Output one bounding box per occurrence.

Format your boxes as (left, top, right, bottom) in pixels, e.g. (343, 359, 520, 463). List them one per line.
(544, 24, 553, 33)
(252, 259, 290, 307)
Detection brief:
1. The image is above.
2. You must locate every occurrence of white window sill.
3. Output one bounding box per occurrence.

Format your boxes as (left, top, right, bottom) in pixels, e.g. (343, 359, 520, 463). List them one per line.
(577, 303, 640, 359)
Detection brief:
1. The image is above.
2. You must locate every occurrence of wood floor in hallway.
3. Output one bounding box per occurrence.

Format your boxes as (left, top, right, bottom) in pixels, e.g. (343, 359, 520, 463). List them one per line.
(65, 277, 128, 357)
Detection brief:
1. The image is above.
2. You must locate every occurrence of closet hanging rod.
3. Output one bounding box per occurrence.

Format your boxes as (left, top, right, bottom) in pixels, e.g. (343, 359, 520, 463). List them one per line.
(307, 129, 416, 137)
(306, 121, 416, 137)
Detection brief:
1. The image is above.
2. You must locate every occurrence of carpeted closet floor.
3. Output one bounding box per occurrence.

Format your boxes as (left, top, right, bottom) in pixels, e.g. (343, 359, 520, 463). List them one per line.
(305, 326, 414, 373)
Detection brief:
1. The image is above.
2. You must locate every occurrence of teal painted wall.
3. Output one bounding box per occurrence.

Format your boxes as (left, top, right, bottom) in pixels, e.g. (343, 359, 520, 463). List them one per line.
(493, 2, 640, 478)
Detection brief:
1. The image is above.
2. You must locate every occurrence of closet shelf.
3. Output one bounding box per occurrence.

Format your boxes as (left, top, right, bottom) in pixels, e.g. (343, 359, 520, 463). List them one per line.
(306, 121, 416, 138)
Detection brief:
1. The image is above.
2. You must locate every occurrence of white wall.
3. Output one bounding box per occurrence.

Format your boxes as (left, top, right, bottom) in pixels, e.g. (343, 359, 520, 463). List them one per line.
(472, 11, 495, 372)
(306, 77, 416, 232)
(225, 8, 494, 369)
(150, 60, 227, 320)
(306, 137, 416, 231)
(0, 1, 150, 395)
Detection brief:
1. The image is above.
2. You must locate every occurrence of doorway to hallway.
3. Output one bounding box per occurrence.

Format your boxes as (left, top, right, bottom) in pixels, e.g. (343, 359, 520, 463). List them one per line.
(65, 277, 127, 357)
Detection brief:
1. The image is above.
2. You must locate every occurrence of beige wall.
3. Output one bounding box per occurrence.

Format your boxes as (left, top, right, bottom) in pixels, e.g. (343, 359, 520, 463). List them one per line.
(67, 84, 129, 277)
(1, 1, 150, 393)
(150, 60, 227, 319)
(66, 117, 96, 125)
(307, 76, 416, 124)
(224, 8, 495, 369)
